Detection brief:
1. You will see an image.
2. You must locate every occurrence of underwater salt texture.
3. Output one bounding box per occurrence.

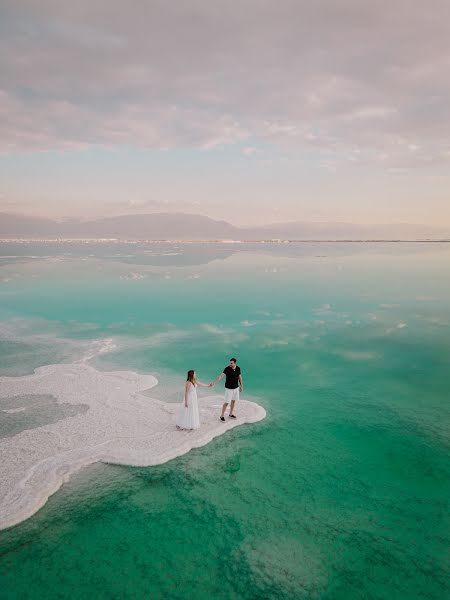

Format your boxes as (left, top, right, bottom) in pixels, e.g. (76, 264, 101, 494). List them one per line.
(0, 241, 449, 600)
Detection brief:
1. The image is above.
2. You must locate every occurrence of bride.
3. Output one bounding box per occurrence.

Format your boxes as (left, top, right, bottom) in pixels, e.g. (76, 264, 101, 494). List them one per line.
(176, 370, 211, 430)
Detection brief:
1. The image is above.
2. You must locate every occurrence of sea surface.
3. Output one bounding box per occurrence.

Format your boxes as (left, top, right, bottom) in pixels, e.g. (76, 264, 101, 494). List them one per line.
(0, 241, 449, 600)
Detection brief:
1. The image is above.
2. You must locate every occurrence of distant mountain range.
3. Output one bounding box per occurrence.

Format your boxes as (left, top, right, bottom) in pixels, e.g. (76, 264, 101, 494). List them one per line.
(1, 212, 449, 240)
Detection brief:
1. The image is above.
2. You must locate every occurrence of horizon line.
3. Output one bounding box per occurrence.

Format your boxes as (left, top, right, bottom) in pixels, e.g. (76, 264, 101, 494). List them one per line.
(1, 238, 450, 244)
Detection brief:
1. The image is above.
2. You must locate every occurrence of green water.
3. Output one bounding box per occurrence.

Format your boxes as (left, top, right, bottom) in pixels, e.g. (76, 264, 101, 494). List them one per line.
(0, 242, 449, 599)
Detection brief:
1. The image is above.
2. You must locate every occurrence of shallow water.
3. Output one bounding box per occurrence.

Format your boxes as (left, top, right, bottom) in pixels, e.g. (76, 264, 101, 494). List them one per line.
(1, 241, 449, 599)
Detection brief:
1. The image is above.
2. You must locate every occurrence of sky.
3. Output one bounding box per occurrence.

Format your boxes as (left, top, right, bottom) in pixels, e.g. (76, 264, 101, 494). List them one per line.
(0, 0, 449, 227)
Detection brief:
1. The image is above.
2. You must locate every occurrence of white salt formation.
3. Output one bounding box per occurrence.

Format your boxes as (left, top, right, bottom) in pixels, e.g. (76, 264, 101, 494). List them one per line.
(0, 363, 266, 529)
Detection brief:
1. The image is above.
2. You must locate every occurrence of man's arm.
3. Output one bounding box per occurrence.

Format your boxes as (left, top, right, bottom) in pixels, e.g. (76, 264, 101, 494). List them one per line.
(211, 372, 225, 386)
(239, 374, 243, 392)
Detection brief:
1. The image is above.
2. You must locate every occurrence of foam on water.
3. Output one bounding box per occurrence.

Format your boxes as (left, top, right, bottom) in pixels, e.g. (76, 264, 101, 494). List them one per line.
(0, 363, 265, 530)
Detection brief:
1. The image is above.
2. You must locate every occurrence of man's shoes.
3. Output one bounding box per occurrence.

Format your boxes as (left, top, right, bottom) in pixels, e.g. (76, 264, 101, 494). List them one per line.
(229, 414, 236, 419)
(220, 416, 225, 422)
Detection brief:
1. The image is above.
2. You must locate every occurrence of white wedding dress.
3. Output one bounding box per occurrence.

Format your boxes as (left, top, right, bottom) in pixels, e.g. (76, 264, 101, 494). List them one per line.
(175, 382, 200, 430)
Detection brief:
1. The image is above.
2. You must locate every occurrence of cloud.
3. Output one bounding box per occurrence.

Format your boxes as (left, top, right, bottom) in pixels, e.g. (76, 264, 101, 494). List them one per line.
(101, 197, 203, 217)
(242, 146, 258, 156)
(0, 195, 34, 211)
(1, 0, 450, 167)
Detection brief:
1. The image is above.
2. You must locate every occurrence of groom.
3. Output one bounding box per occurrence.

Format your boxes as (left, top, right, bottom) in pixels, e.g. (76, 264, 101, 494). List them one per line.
(211, 358, 243, 421)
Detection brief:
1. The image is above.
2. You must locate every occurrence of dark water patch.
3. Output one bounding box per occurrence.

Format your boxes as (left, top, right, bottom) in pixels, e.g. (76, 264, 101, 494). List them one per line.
(0, 394, 89, 438)
(0, 339, 64, 376)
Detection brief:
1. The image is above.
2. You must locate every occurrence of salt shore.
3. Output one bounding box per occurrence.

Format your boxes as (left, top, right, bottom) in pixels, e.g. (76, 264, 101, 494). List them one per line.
(0, 363, 266, 530)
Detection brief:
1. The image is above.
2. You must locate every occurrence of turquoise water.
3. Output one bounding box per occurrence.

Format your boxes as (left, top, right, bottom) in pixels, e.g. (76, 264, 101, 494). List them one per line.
(0, 242, 449, 599)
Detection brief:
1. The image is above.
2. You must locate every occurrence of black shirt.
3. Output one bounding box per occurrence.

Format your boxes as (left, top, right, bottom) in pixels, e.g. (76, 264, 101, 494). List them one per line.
(223, 365, 241, 389)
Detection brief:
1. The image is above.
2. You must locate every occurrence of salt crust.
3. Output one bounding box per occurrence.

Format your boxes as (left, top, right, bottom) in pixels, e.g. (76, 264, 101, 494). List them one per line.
(0, 363, 266, 530)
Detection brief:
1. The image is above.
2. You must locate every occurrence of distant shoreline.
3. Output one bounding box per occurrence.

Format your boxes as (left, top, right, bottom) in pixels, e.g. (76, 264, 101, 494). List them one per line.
(1, 238, 450, 244)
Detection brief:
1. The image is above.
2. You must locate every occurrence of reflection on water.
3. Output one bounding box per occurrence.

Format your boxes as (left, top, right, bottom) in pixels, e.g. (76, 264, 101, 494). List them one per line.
(1, 239, 450, 269)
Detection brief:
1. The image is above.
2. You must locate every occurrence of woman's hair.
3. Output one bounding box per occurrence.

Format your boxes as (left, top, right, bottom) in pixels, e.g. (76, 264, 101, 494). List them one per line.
(186, 370, 196, 384)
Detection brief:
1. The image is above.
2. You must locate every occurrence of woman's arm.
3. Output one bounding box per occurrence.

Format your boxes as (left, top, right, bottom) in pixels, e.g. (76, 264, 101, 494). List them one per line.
(184, 381, 190, 406)
(196, 380, 213, 387)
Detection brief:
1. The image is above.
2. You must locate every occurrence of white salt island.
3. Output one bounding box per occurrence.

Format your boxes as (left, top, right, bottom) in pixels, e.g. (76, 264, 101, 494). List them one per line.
(0, 363, 266, 530)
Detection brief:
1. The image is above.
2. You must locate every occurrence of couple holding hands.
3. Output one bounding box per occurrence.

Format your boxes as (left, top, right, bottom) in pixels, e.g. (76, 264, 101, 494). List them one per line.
(175, 358, 243, 430)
